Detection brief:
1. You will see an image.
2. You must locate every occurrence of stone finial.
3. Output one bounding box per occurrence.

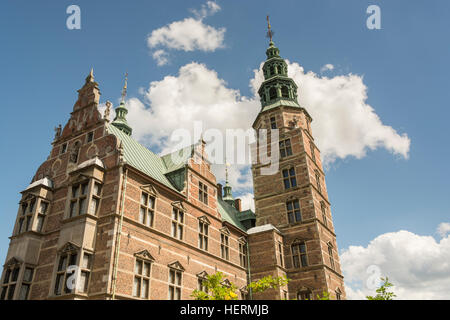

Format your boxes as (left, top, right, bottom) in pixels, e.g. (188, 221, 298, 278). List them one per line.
(54, 124, 62, 140)
(104, 101, 112, 121)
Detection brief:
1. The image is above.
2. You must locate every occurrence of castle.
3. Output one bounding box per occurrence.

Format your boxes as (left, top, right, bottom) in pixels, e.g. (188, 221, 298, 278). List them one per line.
(0, 36, 346, 300)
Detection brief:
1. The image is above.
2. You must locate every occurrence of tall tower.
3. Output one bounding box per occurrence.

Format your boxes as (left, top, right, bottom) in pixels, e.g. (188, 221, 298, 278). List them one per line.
(247, 18, 346, 300)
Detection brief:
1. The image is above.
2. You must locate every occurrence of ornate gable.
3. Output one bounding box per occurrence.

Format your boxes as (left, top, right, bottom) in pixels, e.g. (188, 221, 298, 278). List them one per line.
(69, 173, 90, 183)
(140, 184, 158, 197)
(172, 201, 186, 212)
(221, 279, 232, 288)
(168, 261, 185, 271)
(220, 226, 231, 235)
(4, 257, 22, 268)
(196, 270, 208, 279)
(134, 249, 155, 262)
(198, 215, 211, 225)
(58, 242, 80, 253)
(238, 236, 247, 244)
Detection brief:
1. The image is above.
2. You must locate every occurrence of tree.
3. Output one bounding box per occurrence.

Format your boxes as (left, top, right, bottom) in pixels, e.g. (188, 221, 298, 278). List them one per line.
(191, 272, 289, 300)
(316, 291, 331, 300)
(366, 277, 396, 300)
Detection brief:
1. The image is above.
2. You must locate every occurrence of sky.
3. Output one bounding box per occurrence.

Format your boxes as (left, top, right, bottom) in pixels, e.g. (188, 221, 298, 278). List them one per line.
(0, 0, 449, 299)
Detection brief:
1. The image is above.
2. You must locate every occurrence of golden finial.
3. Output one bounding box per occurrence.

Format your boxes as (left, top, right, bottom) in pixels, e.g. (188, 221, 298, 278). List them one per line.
(225, 162, 231, 183)
(121, 72, 128, 103)
(266, 15, 273, 42)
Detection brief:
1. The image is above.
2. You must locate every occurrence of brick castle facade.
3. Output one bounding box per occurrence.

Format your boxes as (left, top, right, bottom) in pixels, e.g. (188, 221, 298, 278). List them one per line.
(1, 39, 346, 300)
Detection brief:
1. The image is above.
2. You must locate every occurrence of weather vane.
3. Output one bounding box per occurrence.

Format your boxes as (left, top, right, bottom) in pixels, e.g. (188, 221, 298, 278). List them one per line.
(266, 15, 274, 42)
(121, 72, 128, 103)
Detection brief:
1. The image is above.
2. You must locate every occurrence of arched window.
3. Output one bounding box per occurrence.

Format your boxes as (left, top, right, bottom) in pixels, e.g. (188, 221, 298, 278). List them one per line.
(269, 87, 277, 101)
(281, 86, 289, 98)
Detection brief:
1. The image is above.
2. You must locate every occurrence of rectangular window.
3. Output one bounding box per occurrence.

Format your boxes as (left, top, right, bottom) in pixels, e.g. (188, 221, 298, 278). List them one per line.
(171, 208, 184, 240)
(69, 182, 89, 217)
(221, 234, 229, 260)
(282, 167, 297, 189)
(328, 246, 335, 270)
(54, 252, 78, 296)
(292, 242, 308, 268)
(198, 182, 208, 205)
(89, 182, 102, 216)
(270, 116, 277, 129)
(279, 139, 293, 158)
(139, 192, 155, 227)
(133, 259, 151, 299)
(198, 277, 207, 292)
(1, 265, 20, 300)
(61, 143, 67, 154)
(78, 253, 92, 293)
(286, 200, 301, 224)
(198, 221, 209, 251)
(37, 201, 49, 232)
(321, 202, 328, 227)
(310, 142, 316, 163)
(315, 171, 321, 192)
(87, 132, 94, 143)
(18, 267, 34, 300)
(168, 269, 182, 300)
(277, 242, 284, 267)
(239, 242, 247, 268)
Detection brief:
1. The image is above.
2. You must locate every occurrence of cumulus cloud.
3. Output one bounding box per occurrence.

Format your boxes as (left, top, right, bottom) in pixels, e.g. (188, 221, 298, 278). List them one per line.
(251, 61, 411, 164)
(340, 227, 450, 299)
(147, 1, 225, 65)
(437, 223, 450, 238)
(239, 192, 256, 212)
(320, 63, 334, 73)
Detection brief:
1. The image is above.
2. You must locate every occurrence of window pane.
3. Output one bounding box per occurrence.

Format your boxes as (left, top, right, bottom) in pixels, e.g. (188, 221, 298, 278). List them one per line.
(147, 211, 153, 227)
(142, 279, 149, 299)
(72, 186, 79, 198)
(286, 201, 293, 211)
(93, 183, 102, 196)
(168, 286, 174, 300)
(133, 277, 140, 297)
(135, 260, 143, 275)
(288, 212, 294, 224)
(23, 268, 34, 282)
(293, 200, 300, 209)
(139, 207, 145, 224)
(81, 183, 88, 195)
(78, 271, 89, 293)
(178, 212, 184, 223)
(178, 225, 183, 240)
(291, 177, 297, 187)
(172, 209, 177, 220)
(169, 270, 175, 284)
(301, 255, 308, 267)
(7, 284, 15, 300)
(69, 253, 78, 266)
(39, 201, 48, 214)
(82, 254, 91, 269)
(171, 222, 176, 237)
(19, 284, 30, 300)
(141, 193, 147, 205)
(3, 270, 11, 284)
(29, 200, 36, 212)
(37, 216, 44, 232)
(12, 268, 20, 282)
(78, 198, 86, 215)
(175, 287, 181, 300)
(90, 198, 99, 215)
(143, 262, 151, 277)
(58, 256, 67, 271)
(148, 196, 154, 209)
(54, 274, 63, 295)
(70, 201, 77, 217)
(284, 179, 290, 189)
(300, 243, 306, 253)
(295, 210, 302, 222)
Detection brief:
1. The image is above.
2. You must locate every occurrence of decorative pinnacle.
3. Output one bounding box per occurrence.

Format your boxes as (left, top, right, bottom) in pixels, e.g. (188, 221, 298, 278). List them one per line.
(225, 162, 231, 183)
(121, 72, 128, 103)
(85, 68, 95, 83)
(266, 15, 274, 43)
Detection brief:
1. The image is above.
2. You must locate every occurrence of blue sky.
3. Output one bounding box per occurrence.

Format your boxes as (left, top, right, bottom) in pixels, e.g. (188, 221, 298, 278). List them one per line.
(1, 1, 449, 299)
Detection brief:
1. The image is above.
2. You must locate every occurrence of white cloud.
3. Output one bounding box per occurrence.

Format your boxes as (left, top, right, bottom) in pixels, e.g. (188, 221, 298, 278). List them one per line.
(341, 228, 450, 299)
(251, 61, 411, 164)
(239, 192, 255, 212)
(437, 223, 450, 238)
(147, 1, 225, 65)
(109, 55, 410, 192)
(320, 63, 334, 73)
(190, 1, 221, 20)
(152, 49, 169, 66)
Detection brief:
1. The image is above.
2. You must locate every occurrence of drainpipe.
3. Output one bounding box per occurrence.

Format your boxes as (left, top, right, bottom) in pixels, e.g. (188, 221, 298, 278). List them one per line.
(246, 241, 253, 300)
(111, 165, 128, 300)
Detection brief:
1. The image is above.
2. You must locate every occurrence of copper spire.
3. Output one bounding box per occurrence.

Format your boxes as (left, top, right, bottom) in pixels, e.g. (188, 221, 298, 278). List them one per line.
(121, 72, 128, 103)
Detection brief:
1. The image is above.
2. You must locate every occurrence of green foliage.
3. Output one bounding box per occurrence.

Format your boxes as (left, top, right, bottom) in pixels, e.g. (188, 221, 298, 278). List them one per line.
(191, 272, 289, 300)
(366, 277, 396, 300)
(316, 291, 331, 300)
(247, 275, 289, 293)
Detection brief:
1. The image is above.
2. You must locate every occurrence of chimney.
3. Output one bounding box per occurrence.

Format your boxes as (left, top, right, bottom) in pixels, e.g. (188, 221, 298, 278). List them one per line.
(234, 198, 242, 212)
(217, 183, 223, 199)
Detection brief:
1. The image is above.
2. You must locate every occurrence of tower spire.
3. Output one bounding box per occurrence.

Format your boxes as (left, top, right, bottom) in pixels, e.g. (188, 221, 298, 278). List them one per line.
(111, 72, 133, 136)
(121, 72, 128, 103)
(223, 163, 234, 205)
(266, 15, 273, 43)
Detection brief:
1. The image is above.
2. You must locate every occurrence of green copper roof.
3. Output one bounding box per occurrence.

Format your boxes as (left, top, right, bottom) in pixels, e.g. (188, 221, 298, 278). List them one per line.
(217, 198, 247, 232)
(107, 124, 178, 192)
(111, 102, 133, 136)
(261, 98, 301, 113)
(108, 124, 249, 232)
(161, 144, 196, 173)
